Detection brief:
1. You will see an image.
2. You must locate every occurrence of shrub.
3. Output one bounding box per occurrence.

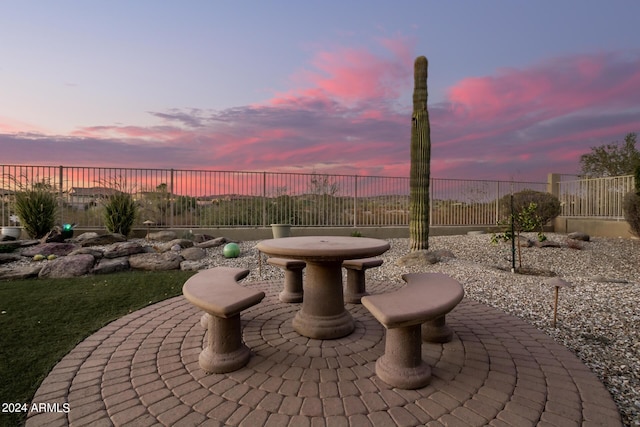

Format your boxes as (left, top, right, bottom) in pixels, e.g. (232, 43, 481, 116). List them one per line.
(623, 191, 640, 238)
(498, 190, 561, 229)
(14, 188, 58, 238)
(103, 192, 138, 236)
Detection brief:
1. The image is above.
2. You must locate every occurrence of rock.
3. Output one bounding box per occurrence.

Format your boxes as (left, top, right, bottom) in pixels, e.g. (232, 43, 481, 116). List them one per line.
(396, 250, 440, 267)
(79, 234, 127, 247)
(74, 232, 100, 242)
(38, 254, 96, 278)
(0, 253, 22, 265)
(156, 239, 194, 252)
(129, 252, 183, 271)
(192, 234, 216, 243)
(195, 237, 228, 249)
(516, 236, 533, 247)
(22, 242, 79, 257)
(41, 227, 65, 243)
(0, 265, 42, 280)
(434, 249, 455, 259)
(147, 231, 177, 241)
(69, 247, 105, 258)
(181, 247, 206, 261)
(103, 241, 145, 258)
(568, 232, 590, 242)
(0, 241, 23, 251)
(93, 257, 130, 275)
(534, 240, 563, 248)
(180, 260, 207, 271)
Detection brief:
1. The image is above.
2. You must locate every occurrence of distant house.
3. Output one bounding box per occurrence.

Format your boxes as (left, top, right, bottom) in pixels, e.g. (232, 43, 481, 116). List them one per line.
(67, 187, 121, 209)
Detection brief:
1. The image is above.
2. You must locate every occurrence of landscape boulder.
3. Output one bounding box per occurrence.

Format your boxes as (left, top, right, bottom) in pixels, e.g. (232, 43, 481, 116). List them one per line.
(38, 254, 96, 279)
(568, 232, 590, 242)
(0, 254, 22, 265)
(73, 232, 100, 242)
(129, 252, 183, 271)
(534, 240, 563, 248)
(79, 233, 127, 247)
(93, 257, 130, 275)
(147, 231, 177, 241)
(155, 239, 194, 253)
(181, 247, 206, 261)
(180, 260, 207, 271)
(0, 265, 42, 280)
(195, 237, 228, 249)
(68, 247, 105, 259)
(103, 241, 146, 258)
(396, 250, 440, 267)
(22, 242, 79, 258)
(192, 233, 216, 243)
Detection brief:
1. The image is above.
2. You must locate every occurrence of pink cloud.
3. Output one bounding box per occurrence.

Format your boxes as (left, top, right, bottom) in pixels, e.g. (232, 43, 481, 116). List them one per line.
(270, 36, 413, 109)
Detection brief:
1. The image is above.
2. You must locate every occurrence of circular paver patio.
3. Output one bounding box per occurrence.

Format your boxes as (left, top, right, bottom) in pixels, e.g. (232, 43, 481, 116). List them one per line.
(26, 280, 621, 426)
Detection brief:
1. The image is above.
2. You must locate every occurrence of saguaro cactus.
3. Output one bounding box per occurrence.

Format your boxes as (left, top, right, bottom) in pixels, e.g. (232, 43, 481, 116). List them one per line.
(409, 56, 431, 251)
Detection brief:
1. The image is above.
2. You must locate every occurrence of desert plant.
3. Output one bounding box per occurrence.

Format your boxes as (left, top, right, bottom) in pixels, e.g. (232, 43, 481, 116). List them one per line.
(492, 202, 546, 268)
(409, 55, 431, 251)
(14, 183, 58, 239)
(103, 192, 138, 236)
(623, 191, 640, 238)
(498, 190, 561, 228)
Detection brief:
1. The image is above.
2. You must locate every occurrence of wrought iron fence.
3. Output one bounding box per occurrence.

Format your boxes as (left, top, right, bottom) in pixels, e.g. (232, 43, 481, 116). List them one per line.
(557, 174, 635, 218)
(1, 164, 548, 229)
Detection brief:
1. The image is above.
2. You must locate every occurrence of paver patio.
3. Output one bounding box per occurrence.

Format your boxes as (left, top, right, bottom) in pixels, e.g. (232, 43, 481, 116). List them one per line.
(26, 280, 622, 426)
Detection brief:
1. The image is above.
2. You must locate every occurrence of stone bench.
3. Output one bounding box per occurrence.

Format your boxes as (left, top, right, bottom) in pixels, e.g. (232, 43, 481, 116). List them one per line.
(402, 272, 462, 344)
(267, 257, 306, 303)
(342, 258, 383, 304)
(182, 267, 265, 373)
(361, 273, 464, 389)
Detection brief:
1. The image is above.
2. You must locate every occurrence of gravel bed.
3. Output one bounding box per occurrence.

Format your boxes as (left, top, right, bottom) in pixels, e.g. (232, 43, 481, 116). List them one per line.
(217, 233, 639, 426)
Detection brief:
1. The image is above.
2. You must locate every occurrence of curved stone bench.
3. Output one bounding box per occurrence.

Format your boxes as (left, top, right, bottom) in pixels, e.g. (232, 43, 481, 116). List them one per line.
(342, 257, 383, 304)
(402, 272, 460, 343)
(183, 267, 265, 373)
(267, 257, 306, 303)
(361, 273, 464, 389)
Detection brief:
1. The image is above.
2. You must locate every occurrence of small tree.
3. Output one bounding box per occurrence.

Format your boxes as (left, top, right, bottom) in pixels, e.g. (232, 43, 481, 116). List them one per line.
(580, 132, 640, 177)
(493, 202, 546, 268)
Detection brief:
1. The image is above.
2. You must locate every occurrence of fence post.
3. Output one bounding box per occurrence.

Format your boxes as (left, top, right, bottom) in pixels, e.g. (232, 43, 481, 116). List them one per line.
(170, 169, 175, 228)
(262, 172, 267, 227)
(353, 175, 358, 228)
(429, 178, 433, 226)
(547, 173, 560, 198)
(495, 181, 500, 224)
(58, 165, 64, 226)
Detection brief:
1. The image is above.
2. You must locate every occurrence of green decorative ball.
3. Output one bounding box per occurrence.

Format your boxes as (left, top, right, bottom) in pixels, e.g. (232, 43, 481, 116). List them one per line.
(223, 243, 240, 258)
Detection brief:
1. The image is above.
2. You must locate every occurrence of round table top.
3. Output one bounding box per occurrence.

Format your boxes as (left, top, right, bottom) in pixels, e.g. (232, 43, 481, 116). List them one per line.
(256, 236, 390, 262)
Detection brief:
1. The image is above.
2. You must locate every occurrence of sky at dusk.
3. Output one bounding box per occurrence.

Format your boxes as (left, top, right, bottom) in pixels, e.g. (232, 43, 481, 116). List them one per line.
(1, 1, 640, 182)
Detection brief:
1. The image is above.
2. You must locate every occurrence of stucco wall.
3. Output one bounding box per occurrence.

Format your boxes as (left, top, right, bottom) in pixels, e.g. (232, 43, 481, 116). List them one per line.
(552, 217, 635, 239)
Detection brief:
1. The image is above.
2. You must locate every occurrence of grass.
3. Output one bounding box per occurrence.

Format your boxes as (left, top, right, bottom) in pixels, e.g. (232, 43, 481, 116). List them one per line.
(0, 270, 195, 427)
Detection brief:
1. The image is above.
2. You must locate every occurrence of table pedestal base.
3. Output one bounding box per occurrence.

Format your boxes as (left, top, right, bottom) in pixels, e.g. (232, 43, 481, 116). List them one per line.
(293, 261, 355, 339)
(293, 310, 354, 340)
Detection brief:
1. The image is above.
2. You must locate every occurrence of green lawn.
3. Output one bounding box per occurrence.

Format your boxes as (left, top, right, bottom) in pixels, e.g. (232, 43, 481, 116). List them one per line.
(0, 270, 195, 427)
